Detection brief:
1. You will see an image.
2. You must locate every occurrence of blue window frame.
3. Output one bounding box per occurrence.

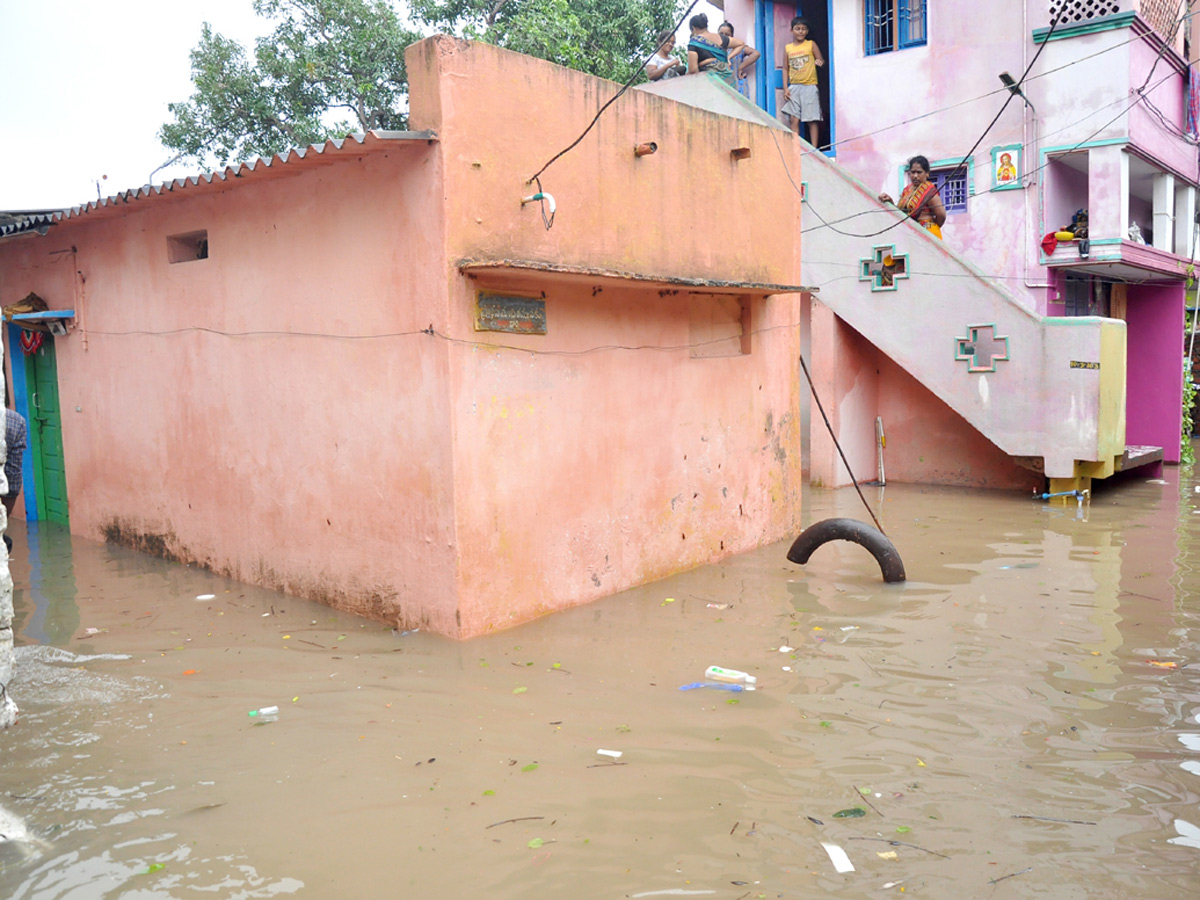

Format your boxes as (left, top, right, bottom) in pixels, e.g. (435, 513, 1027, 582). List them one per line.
(865, 0, 928, 56)
(931, 166, 967, 213)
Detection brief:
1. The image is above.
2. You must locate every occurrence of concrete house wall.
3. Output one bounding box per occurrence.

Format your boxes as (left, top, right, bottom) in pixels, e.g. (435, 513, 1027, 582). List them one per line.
(0, 38, 807, 638)
(722, 0, 1193, 484)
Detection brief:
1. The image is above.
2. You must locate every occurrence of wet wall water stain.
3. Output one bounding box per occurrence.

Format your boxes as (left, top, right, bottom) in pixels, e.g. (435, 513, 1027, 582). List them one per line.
(99, 516, 431, 633)
(101, 517, 184, 564)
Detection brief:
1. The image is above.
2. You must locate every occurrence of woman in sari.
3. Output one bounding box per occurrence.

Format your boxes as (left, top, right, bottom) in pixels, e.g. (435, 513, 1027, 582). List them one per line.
(686, 13, 746, 88)
(878, 155, 947, 239)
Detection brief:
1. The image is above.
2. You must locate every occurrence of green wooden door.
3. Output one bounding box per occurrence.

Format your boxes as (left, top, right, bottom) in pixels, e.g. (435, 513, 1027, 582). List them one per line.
(25, 337, 69, 525)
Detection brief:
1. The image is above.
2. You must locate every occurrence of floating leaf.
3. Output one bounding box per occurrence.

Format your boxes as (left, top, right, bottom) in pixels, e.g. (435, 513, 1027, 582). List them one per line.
(527, 838, 544, 849)
(616, 724, 632, 733)
(726, 698, 740, 704)
(513, 686, 527, 694)
(896, 826, 911, 833)
(144, 863, 165, 874)
(877, 851, 898, 860)
(482, 790, 495, 796)
(552, 663, 562, 669)
(522, 763, 539, 772)
(819, 721, 832, 728)
(858, 786, 872, 795)
(833, 807, 867, 818)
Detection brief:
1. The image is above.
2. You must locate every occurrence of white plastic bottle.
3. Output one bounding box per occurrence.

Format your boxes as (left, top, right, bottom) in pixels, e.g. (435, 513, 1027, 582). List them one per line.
(248, 705, 279, 723)
(705, 666, 757, 688)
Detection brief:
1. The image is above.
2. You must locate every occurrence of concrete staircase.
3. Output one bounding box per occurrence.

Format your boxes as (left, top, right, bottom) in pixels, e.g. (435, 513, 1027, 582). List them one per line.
(799, 147, 1127, 483)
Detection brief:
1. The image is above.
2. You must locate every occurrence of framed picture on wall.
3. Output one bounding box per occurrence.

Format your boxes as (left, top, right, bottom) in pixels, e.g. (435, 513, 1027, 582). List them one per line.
(991, 144, 1022, 191)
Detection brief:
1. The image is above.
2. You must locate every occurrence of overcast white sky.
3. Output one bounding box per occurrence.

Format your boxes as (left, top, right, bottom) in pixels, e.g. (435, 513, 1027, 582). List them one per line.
(0, 1, 721, 212)
(0, 1, 266, 210)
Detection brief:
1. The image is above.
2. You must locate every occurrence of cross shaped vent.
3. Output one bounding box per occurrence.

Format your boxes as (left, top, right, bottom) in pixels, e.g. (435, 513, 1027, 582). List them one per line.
(955, 324, 1011, 373)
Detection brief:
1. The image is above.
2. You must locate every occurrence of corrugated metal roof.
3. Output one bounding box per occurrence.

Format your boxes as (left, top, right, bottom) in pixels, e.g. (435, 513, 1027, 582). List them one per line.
(2, 130, 436, 239)
(0, 211, 62, 239)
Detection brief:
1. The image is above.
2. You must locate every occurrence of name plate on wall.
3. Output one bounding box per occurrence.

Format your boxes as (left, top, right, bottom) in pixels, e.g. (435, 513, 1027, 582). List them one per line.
(475, 293, 547, 334)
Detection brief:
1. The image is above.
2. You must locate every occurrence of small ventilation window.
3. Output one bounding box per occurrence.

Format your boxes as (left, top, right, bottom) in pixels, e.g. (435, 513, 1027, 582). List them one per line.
(167, 230, 209, 264)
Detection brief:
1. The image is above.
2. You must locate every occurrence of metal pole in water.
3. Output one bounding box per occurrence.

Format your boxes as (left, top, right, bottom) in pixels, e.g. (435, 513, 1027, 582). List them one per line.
(875, 416, 886, 486)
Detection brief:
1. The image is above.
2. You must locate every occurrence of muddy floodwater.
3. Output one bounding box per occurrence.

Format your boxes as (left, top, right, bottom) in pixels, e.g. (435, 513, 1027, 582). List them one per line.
(2, 475, 1200, 899)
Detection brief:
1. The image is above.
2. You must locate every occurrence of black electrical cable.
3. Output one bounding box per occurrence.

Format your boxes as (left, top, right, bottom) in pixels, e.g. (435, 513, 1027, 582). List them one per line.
(799, 3, 1069, 240)
(527, 0, 702, 185)
(798, 354, 885, 534)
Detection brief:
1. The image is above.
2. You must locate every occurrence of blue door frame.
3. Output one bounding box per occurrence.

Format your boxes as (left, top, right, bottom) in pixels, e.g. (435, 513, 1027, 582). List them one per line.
(7, 324, 39, 520)
(753, 0, 836, 154)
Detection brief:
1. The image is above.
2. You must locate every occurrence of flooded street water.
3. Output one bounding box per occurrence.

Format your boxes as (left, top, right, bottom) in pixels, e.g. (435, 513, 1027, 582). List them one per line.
(2, 473, 1200, 899)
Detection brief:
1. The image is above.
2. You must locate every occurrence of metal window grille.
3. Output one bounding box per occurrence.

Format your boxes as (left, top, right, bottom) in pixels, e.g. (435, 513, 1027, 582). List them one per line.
(1047, 1, 1122, 26)
(1137, 0, 1184, 43)
(898, 0, 928, 48)
(866, 0, 927, 55)
(932, 167, 967, 213)
(865, 0, 894, 56)
(1062, 273, 1110, 317)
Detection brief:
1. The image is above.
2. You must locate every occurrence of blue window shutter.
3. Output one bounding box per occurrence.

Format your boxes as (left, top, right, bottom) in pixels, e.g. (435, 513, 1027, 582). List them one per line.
(899, 1, 928, 50)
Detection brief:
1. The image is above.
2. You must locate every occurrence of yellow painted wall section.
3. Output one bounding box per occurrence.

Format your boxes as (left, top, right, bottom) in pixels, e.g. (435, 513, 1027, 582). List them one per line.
(1097, 319, 1128, 461)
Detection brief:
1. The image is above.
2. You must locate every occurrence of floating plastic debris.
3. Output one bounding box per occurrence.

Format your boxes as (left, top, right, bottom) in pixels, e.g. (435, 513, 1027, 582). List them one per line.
(596, 749, 622, 759)
(248, 706, 279, 723)
(821, 842, 855, 873)
(196, 594, 216, 601)
(1168, 819, 1200, 849)
(679, 682, 751, 692)
(705, 666, 757, 686)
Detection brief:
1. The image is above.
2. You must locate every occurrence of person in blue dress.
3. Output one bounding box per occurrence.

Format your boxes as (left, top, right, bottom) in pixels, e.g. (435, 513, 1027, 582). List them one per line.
(718, 21, 760, 98)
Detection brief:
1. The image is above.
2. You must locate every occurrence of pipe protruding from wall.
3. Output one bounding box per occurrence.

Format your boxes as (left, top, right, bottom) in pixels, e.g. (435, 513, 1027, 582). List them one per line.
(786, 517, 907, 583)
(634, 142, 658, 157)
(731, 147, 752, 161)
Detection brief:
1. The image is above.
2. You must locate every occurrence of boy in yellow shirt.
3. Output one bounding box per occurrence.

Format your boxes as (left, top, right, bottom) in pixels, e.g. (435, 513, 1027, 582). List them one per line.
(780, 17, 824, 148)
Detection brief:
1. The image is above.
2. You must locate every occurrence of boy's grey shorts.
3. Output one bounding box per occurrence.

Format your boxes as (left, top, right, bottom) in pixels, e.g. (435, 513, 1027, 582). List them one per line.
(781, 84, 822, 123)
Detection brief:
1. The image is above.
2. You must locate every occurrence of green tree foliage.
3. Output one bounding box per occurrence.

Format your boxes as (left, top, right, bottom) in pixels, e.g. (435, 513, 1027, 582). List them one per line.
(410, 0, 685, 83)
(161, 0, 422, 167)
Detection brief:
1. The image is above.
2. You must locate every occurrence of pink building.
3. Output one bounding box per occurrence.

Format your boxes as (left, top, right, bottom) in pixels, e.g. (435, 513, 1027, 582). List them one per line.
(0, 38, 809, 638)
(719, 0, 1196, 491)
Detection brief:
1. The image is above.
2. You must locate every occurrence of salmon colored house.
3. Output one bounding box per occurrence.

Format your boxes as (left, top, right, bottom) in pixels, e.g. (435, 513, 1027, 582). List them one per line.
(0, 38, 809, 638)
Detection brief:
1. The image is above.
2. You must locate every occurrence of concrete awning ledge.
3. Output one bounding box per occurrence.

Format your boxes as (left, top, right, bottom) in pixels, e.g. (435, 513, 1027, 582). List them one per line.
(458, 258, 815, 296)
